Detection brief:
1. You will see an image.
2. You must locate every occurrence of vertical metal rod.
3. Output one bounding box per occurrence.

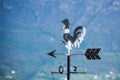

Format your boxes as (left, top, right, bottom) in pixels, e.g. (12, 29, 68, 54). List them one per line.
(67, 55, 70, 80)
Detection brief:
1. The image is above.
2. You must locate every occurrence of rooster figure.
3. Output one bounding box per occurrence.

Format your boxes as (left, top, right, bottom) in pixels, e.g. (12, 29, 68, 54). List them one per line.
(61, 19, 86, 54)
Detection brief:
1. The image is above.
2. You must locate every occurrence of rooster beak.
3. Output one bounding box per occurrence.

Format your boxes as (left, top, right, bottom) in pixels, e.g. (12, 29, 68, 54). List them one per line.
(61, 20, 64, 23)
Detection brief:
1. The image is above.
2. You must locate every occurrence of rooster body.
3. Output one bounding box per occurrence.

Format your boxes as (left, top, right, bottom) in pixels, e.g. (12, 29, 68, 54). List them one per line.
(61, 19, 86, 54)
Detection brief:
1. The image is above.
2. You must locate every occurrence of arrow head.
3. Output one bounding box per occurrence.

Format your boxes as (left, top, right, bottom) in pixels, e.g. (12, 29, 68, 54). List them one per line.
(47, 50, 56, 58)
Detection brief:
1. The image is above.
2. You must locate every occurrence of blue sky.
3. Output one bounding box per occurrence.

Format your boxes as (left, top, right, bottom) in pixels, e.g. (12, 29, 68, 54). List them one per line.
(1, 0, 120, 51)
(0, 0, 120, 80)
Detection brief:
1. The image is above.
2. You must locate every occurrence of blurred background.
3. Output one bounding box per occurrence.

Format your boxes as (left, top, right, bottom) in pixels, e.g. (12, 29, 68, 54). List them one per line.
(0, 0, 120, 80)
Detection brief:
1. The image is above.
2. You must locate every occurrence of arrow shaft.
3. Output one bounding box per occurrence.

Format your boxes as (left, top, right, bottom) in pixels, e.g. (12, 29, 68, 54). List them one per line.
(71, 54, 84, 55)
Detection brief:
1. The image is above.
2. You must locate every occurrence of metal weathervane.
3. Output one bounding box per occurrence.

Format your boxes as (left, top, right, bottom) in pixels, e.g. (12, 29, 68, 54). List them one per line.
(47, 19, 101, 80)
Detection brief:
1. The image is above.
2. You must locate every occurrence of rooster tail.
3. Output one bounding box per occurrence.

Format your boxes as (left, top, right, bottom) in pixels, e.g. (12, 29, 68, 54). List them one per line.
(73, 26, 83, 39)
(73, 26, 86, 48)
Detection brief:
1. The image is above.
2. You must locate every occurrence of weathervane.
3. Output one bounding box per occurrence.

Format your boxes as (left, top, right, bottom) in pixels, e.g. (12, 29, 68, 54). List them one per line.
(47, 19, 101, 80)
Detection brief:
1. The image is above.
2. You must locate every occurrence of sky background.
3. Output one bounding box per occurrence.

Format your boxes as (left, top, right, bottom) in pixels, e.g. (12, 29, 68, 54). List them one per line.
(0, 0, 120, 80)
